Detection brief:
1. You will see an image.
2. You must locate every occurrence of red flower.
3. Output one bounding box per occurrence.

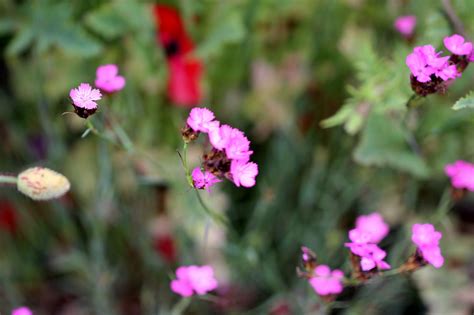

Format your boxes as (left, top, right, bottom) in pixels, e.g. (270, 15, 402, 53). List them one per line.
(0, 200, 18, 234)
(153, 4, 203, 107)
(153, 234, 177, 263)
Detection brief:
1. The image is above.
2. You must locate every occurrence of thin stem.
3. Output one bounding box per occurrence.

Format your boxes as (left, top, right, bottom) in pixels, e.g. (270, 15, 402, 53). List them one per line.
(0, 175, 18, 185)
(171, 297, 191, 315)
(441, 0, 466, 38)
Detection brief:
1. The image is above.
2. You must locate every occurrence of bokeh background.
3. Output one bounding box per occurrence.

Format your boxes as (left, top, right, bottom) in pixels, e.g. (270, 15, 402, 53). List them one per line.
(1, 0, 474, 314)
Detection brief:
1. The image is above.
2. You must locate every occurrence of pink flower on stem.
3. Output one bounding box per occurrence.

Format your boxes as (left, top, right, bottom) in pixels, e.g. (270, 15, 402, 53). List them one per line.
(12, 307, 32, 315)
(394, 15, 416, 38)
(209, 124, 235, 151)
(411, 223, 444, 268)
(444, 34, 473, 56)
(69, 83, 102, 110)
(191, 167, 221, 191)
(186, 107, 217, 133)
(225, 132, 253, 162)
(230, 160, 258, 188)
(170, 265, 218, 297)
(309, 265, 344, 296)
(95, 64, 126, 93)
(358, 244, 391, 271)
(354, 213, 389, 243)
(444, 160, 474, 191)
(406, 52, 434, 83)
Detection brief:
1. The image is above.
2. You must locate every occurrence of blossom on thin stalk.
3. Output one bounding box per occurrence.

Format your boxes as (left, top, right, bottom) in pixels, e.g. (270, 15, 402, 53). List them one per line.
(95, 64, 126, 94)
(444, 34, 473, 56)
(69, 83, 102, 118)
(411, 223, 444, 268)
(309, 265, 344, 296)
(170, 265, 218, 297)
(191, 167, 221, 191)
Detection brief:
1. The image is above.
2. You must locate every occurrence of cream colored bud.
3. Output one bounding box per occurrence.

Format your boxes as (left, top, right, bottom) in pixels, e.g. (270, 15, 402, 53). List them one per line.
(17, 167, 70, 201)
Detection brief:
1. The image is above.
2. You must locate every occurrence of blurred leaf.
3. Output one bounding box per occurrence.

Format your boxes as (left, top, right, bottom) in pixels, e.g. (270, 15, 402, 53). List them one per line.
(452, 91, 474, 110)
(195, 11, 245, 59)
(354, 113, 429, 178)
(85, 3, 128, 40)
(5, 28, 33, 55)
(0, 17, 16, 35)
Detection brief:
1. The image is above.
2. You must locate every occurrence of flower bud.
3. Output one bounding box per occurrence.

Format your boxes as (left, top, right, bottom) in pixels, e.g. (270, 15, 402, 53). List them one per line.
(17, 167, 70, 201)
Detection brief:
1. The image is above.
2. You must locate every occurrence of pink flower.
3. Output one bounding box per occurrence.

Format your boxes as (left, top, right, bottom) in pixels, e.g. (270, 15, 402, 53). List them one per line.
(444, 160, 474, 191)
(186, 107, 217, 133)
(191, 167, 221, 191)
(411, 223, 442, 248)
(95, 64, 126, 93)
(225, 131, 253, 161)
(358, 244, 391, 271)
(394, 15, 416, 38)
(406, 51, 434, 83)
(12, 307, 32, 315)
(411, 223, 444, 268)
(170, 265, 218, 297)
(69, 83, 102, 109)
(444, 34, 473, 56)
(230, 160, 258, 188)
(355, 213, 389, 243)
(309, 265, 344, 296)
(209, 124, 234, 150)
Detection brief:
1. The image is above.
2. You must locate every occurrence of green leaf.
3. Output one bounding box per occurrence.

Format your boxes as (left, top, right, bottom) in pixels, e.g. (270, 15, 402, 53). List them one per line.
(6, 28, 34, 56)
(85, 3, 129, 40)
(452, 91, 474, 110)
(354, 113, 429, 178)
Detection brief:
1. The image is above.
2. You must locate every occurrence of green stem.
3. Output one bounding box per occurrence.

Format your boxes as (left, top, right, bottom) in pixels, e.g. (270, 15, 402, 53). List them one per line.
(0, 175, 18, 185)
(171, 297, 191, 315)
(406, 93, 424, 108)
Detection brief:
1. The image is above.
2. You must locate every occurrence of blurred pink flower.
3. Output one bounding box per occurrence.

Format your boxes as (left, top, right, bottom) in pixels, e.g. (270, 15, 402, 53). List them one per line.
(209, 124, 234, 151)
(69, 83, 102, 109)
(191, 167, 221, 191)
(230, 160, 258, 188)
(225, 132, 253, 162)
(444, 34, 473, 56)
(309, 265, 344, 296)
(355, 213, 389, 243)
(186, 107, 217, 133)
(406, 51, 435, 83)
(170, 265, 218, 297)
(394, 15, 416, 37)
(359, 244, 391, 271)
(445, 160, 474, 191)
(411, 223, 444, 268)
(12, 307, 32, 315)
(95, 64, 126, 93)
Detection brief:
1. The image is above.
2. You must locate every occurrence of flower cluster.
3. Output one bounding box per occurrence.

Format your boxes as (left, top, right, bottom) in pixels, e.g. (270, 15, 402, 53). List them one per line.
(394, 15, 416, 39)
(69, 64, 125, 118)
(344, 213, 390, 272)
(411, 224, 444, 268)
(406, 34, 472, 96)
(184, 107, 258, 190)
(170, 265, 218, 297)
(444, 160, 474, 191)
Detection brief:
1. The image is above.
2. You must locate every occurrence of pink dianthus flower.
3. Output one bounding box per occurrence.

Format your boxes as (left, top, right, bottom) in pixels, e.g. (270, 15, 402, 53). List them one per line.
(12, 307, 32, 315)
(444, 160, 474, 191)
(186, 107, 217, 133)
(95, 64, 126, 93)
(355, 212, 389, 244)
(444, 34, 473, 56)
(394, 15, 416, 38)
(230, 160, 258, 188)
(309, 265, 344, 296)
(411, 223, 444, 268)
(191, 167, 221, 191)
(69, 83, 102, 110)
(170, 265, 218, 297)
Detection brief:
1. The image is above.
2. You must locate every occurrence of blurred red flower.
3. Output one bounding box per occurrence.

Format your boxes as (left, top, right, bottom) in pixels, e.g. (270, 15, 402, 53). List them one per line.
(153, 234, 177, 263)
(0, 200, 18, 234)
(153, 4, 203, 107)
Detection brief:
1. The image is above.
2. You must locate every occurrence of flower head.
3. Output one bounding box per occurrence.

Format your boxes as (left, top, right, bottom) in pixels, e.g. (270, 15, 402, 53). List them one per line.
(309, 265, 344, 296)
(168, 57, 203, 107)
(355, 213, 389, 244)
(444, 160, 474, 191)
(69, 83, 102, 110)
(225, 131, 253, 162)
(209, 124, 234, 150)
(444, 34, 473, 56)
(191, 167, 221, 191)
(17, 167, 70, 201)
(394, 15, 416, 38)
(406, 51, 435, 83)
(230, 160, 258, 188)
(186, 107, 217, 133)
(411, 223, 444, 268)
(12, 307, 32, 315)
(95, 64, 126, 93)
(170, 265, 218, 297)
